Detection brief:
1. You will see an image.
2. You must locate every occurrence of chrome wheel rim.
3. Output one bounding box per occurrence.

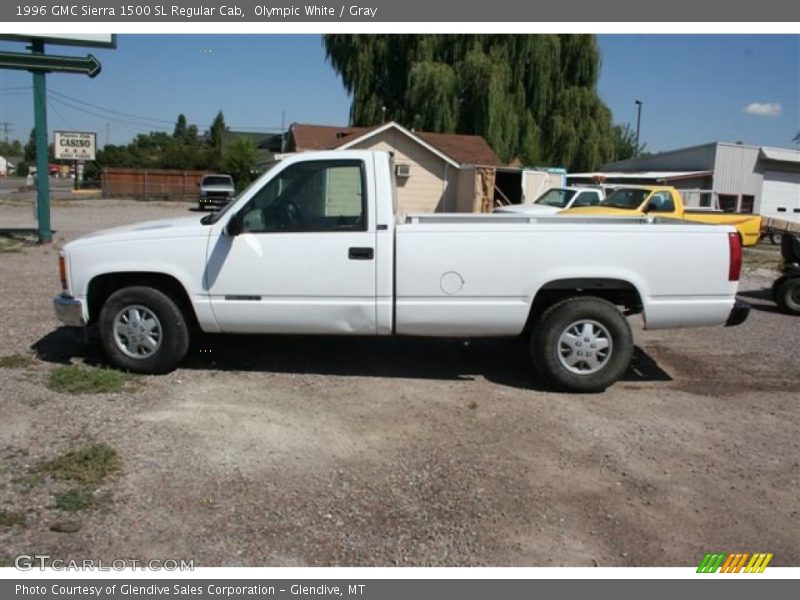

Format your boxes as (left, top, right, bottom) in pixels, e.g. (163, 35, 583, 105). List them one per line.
(557, 319, 613, 375)
(112, 305, 163, 359)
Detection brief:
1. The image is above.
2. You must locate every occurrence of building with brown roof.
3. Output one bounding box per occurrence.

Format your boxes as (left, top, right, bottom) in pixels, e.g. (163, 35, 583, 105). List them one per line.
(285, 121, 507, 214)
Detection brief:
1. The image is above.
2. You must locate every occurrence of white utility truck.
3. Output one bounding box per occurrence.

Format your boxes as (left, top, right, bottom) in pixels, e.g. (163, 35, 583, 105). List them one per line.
(54, 151, 749, 392)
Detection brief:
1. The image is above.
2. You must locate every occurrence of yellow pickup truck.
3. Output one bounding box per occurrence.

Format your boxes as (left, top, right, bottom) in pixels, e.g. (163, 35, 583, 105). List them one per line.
(562, 186, 762, 246)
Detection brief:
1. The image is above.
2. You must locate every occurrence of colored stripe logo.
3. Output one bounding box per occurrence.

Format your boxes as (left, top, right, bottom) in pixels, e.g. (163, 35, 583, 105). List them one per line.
(697, 552, 773, 573)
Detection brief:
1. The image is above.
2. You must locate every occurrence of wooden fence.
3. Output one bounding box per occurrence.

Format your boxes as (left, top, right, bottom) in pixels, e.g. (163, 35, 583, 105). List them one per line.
(102, 168, 210, 200)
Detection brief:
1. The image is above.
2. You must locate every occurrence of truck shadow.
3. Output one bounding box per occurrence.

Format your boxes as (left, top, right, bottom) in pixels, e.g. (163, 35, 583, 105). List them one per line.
(736, 289, 786, 315)
(33, 328, 672, 392)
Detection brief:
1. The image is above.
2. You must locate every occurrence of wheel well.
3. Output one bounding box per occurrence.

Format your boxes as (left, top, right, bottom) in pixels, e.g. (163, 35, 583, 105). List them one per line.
(523, 278, 643, 333)
(86, 272, 198, 328)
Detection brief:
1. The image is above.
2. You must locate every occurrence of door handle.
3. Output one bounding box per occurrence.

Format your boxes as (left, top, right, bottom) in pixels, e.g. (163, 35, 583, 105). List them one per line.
(348, 247, 374, 260)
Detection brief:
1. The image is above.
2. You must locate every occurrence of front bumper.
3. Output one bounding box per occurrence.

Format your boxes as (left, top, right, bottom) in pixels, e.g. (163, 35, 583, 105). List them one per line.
(54, 294, 86, 327)
(199, 195, 233, 207)
(725, 298, 750, 327)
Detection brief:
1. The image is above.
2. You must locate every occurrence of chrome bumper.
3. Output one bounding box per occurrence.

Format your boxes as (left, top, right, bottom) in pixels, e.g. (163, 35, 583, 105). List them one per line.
(53, 294, 86, 327)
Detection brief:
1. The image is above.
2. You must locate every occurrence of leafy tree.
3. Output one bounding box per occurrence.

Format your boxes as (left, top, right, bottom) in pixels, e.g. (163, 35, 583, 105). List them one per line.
(208, 110, 227, 162)
(173, 114, 188, 139)
(221, 137, 258, 192)
(324, 34, 621, 170)
(15, 160, 29, 177)
(24, 127, 54, 163)
(24, 128, 37, 163)
(0, 139, 23, 157)
(610, 123, 646, 162)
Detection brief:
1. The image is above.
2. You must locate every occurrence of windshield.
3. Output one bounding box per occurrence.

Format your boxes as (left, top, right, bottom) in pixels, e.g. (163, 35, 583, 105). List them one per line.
(534, 188, 577, 208)
(599, 188, 651, 210)
(202, 176, 233, 187)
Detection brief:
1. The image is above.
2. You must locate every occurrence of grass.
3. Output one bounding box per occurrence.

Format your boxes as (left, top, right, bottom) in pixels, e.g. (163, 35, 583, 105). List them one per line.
(53, 488, 104, 512)
(36, 443, 121, 485)
(0, 353, 37, 369)
(46, 365, 134, 394)
(0, 235, 24, 254)
(0, 510, 25, 528)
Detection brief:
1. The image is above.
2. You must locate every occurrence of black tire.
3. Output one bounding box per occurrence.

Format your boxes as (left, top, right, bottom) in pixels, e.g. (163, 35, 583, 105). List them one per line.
(530, 296, 634, 393)
(772, 275, 788, 303)
(98, 286, 190, 374)
(769, 232, 783, 246)
(775, 277, 800, 315)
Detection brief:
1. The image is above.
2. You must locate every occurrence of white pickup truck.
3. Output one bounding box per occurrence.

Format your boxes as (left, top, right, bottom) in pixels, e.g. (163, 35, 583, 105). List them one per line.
(54, 150, 749, 392)
(495, 186, 605, 215)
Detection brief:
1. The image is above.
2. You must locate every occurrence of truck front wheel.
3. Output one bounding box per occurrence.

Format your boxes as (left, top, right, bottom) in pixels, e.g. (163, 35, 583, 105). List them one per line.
(530, 296, 633, 393)
(98, 286, 190, 374)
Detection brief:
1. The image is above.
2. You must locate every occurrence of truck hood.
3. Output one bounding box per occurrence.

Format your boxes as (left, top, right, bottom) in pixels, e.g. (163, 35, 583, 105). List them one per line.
(560, 206, 642, 216)
(64, 215, 209, 250)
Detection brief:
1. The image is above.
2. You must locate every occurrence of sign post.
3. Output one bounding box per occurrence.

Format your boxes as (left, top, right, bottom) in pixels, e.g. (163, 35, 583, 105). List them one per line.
(31, 40, 51, 243)
(0, 34, 114, 243)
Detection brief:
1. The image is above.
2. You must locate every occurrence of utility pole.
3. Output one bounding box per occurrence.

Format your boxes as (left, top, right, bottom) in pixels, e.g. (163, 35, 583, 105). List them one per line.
(0, 121, 11, 144)
(106, 122, 111, 147)
(634, 99, 643, 154)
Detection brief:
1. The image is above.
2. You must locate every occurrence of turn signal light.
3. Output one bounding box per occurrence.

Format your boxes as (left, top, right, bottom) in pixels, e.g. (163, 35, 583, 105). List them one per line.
(58, 255, 68, 291)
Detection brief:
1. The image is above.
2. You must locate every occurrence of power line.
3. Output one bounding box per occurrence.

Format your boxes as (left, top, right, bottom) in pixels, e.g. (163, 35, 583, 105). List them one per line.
(47, 95, 169, 134)
(49, 88, 177, 127)
(47, 100, 76, 131)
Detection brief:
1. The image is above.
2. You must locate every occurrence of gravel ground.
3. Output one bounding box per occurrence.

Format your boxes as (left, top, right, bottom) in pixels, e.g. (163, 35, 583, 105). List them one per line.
(0, 197, 798, 567)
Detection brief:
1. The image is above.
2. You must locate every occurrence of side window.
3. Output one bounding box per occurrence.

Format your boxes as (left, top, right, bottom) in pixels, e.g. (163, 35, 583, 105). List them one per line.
(573, 191, 601, 207)
(240, 160, 366, 233)
(648, 191, 675, 213)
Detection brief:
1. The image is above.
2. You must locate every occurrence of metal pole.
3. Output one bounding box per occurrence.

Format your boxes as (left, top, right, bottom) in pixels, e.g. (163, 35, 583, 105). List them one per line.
(31, 41, 51, 243)
(634, 100, 643, 154)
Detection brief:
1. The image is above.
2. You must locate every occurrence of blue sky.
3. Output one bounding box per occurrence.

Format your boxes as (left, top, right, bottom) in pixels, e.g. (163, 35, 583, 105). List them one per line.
(0, 34, 797, 154)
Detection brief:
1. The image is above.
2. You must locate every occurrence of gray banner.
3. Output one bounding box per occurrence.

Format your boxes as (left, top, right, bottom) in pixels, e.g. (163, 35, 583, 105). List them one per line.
(1, 0, 799, 22)
(2, 580, 798, 600)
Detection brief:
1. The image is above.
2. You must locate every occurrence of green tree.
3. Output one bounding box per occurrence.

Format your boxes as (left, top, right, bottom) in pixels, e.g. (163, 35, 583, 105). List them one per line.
(611, 123, 646, 162)
(24, 127, 37, 163)
(0, 139, 23, 157)
(173, 114, 188, 139)
(208, 110, 227, 161)
(222, 137, 258, 192)
(324, 34, 620, 170)
(15, 161, 30, 177)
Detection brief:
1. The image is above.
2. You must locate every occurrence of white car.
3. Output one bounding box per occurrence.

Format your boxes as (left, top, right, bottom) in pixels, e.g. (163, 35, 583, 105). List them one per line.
(495, 186, 604, 215)
(54, 151, 749, 392)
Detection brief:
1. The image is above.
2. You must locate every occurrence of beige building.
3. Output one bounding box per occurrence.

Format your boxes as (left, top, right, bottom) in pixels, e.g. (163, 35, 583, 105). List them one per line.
(286, 121, 509, 214)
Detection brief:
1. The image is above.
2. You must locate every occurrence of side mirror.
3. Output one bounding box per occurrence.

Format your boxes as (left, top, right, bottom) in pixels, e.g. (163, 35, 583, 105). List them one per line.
(225, 212, 243, 237)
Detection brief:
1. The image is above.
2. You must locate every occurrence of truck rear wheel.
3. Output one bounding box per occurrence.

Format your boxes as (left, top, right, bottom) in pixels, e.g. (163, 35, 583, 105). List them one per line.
(530, 296, 633, 393)
(99, 286, 190, 374)
(775, 278, 800, 314)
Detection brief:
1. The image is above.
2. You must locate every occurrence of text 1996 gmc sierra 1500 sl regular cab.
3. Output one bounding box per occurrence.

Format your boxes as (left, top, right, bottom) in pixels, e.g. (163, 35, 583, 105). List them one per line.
(54, 150, 749, 392)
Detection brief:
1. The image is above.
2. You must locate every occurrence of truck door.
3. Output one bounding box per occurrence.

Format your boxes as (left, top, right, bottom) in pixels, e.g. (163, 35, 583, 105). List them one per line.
(205, 158, 377, 334)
